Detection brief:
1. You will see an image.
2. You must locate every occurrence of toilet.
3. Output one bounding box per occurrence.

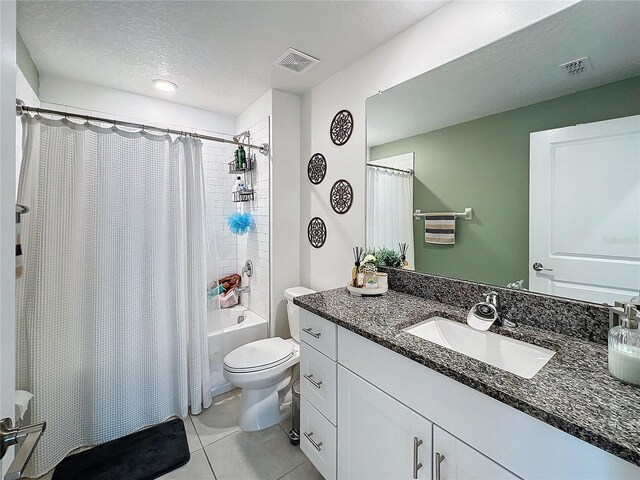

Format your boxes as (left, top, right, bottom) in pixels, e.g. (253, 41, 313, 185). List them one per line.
(223, 286, 316, 432)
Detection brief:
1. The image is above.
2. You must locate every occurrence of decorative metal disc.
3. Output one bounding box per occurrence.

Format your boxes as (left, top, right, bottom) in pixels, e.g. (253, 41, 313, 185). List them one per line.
(330, 179, 353, 214)
(330, 110, 353, 146)
(308, 153, 327, 185)
(308, 217, 327, 248)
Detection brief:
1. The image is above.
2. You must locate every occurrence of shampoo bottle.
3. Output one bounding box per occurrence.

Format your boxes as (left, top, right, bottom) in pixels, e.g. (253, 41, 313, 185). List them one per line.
(232, 176, 243, 193)
(239, 146, 247, 169)
(234, 148, 240, 170)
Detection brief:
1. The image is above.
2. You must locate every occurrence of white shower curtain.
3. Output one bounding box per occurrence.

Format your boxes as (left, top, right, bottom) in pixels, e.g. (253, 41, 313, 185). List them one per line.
(366, 166, 415, 268)
(16, 115, 212, 477)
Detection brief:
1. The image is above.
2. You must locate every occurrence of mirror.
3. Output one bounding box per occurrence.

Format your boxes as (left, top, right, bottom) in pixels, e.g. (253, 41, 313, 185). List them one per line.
(365, 1, 640, 305)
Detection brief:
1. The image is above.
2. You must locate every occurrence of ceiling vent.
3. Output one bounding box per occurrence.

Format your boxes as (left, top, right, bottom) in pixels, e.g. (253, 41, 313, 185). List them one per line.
(559, 56, 592, 77)
(274, 48, 319, 75)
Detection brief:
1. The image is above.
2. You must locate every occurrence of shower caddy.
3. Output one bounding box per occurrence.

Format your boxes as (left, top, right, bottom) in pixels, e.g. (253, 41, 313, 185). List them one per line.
(229, 130, 256, 203)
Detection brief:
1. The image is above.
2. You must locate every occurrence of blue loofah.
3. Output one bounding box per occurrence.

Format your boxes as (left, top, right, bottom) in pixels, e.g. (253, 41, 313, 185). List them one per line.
(228, 212, 253, 235)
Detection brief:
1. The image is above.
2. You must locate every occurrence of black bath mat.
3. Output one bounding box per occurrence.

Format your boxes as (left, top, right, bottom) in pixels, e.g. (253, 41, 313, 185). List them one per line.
(52, 418, 190, 480)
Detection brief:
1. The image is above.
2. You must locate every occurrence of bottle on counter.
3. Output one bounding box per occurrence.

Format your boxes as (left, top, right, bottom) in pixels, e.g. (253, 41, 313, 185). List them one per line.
(608, 303, 640, 386)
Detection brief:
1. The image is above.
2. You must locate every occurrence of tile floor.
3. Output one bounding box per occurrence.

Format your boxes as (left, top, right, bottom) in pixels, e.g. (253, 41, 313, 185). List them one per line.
(163, 388, 322, 480)
(38, 388, 323, 480)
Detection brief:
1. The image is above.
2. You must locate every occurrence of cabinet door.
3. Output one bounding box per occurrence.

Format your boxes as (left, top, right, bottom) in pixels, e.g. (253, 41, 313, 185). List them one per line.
(433, 426, 520, 480)
(338, 366, 432, 480)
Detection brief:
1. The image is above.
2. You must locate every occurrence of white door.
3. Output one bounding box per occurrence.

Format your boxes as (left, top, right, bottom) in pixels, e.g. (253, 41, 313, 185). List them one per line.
(337, 366, 432, 480)
(529, 115, 640, 304)
(0, 0, 17, 476)
(433, 426, 520, 480)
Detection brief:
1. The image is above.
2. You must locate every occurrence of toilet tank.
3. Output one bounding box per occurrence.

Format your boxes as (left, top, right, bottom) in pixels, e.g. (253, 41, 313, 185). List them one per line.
(284, 286, 316, 342)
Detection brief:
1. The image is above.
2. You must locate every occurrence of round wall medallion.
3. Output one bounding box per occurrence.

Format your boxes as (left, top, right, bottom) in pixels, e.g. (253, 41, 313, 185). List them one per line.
(308, 217, 327, 248)
(330, 110, 354, 146)
(308, 153, 327, 185)
(330, 179, 353, 214)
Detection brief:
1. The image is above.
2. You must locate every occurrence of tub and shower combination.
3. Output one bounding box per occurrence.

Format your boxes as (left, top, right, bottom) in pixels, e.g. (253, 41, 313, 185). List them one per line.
(207, 305, 268, 396)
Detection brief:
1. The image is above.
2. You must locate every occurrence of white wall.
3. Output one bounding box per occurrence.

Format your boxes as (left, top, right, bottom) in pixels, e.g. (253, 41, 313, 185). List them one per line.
(0, 1, 17, 474)
(39, 75, 235, 133)
(270, 90, 301, 338)
(237, 88, 301, 338)
(300, 0, 578, 291)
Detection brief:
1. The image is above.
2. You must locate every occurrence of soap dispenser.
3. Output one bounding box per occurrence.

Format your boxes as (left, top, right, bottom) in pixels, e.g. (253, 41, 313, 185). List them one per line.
(608, 304, 640, 386)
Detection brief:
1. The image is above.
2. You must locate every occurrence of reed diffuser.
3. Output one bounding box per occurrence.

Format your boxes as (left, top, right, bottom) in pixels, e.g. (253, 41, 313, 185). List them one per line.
(352, 247, 363, 287)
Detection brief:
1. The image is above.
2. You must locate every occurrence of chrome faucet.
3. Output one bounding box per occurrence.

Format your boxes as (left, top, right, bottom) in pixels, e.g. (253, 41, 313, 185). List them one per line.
(485, 291, 516, 328)
(237, 285, 251, 294)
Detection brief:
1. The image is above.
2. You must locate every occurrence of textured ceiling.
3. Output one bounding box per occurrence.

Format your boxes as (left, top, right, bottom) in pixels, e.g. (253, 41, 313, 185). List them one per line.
(17, 0, 446, 116)
(367, 1, 640, 146)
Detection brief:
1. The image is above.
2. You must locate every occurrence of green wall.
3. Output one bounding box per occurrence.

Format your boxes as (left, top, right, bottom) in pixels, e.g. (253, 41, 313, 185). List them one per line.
(370, 76, 640, 287)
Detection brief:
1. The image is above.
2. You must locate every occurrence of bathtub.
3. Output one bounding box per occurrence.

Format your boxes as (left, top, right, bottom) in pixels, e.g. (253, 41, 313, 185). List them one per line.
(208, 305, 268, 397)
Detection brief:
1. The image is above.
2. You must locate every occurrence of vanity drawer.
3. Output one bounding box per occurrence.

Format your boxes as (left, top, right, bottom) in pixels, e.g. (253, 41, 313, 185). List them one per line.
(300, 340, 337, 425)
(301, 396, 337, 480)
(300, 310, 337, 360)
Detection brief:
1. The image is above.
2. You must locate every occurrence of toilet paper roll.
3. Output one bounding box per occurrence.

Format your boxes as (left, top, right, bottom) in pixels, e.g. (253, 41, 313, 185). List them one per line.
(15, 390, 33, 420)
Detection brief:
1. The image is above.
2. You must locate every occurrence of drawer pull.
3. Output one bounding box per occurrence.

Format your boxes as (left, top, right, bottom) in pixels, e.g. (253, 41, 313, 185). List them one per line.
(303, 431, 323, 451)
(413, 437, 423, 479)
(302, 327, 321, 338)
(435, 451, 446, 480)
(304, 374, 323, 389)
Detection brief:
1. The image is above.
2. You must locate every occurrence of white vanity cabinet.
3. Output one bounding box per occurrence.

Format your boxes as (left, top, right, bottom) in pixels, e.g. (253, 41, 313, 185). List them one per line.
(299, 310, 338, 480)
(298, 310, 639, 480)
(337, 366, 432, 479)
(433, 426, 519, 480)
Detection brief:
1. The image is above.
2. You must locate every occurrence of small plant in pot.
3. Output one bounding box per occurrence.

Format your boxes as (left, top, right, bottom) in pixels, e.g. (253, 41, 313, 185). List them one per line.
(363, 247, 402, 268)
(361, 254, 378, 288)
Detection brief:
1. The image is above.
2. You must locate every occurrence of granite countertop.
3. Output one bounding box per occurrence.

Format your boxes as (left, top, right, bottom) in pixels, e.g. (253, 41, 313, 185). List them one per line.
(294, 287, 640, 466)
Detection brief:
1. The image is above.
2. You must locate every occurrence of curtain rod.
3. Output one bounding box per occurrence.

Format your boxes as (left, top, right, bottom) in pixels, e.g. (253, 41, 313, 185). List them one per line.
(16, 100, 270, 155)
(366, 163, 413, 175)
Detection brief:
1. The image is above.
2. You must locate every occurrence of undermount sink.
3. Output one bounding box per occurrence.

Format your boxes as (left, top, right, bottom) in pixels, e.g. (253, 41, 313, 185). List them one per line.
(403, 317, 555, 379)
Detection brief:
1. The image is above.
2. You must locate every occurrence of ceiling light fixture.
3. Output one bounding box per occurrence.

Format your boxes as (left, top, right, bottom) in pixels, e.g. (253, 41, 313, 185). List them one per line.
(152, 79, 178, 92)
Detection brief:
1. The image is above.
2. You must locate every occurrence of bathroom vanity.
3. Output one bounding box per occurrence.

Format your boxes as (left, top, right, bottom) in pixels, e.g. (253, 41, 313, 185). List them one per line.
(295, 286, 640, 480)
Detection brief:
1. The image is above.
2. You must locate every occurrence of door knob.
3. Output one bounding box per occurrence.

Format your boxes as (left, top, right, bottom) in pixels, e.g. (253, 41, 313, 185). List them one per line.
(1, 417, 46, 480)
(532, 262, 553, 272)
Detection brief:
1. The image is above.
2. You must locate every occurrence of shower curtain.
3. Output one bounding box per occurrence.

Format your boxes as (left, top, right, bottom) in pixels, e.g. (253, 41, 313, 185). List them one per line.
(366, 166, 415, 268)
(16, 114, 212, 477)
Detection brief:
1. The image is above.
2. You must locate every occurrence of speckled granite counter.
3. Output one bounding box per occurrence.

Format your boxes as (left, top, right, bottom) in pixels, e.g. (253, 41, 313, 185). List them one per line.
(294, 287, 640, 466)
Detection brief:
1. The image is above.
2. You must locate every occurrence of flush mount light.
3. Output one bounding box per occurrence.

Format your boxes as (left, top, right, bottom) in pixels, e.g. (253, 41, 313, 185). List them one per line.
(152, 79, 178, 92)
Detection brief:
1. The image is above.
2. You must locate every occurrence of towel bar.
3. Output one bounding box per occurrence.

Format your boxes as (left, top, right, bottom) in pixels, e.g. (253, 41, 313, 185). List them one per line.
(413, 208, 472, 221)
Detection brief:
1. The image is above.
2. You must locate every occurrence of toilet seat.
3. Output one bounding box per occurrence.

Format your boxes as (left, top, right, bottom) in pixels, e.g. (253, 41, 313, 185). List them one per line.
(223, 337, 294, 373)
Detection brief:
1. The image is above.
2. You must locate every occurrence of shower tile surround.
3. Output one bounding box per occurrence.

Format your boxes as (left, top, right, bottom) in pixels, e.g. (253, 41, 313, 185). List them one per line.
(236, 117, 270, 321)
(294, 268, 640, 466)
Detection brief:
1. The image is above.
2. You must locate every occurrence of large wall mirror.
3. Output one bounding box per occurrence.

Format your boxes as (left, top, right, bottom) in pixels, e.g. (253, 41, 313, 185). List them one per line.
(365, 1, 640, 305)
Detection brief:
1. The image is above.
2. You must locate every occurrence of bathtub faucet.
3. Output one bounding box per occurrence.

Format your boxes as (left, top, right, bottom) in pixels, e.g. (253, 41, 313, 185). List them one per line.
(237, 285, 251, 295)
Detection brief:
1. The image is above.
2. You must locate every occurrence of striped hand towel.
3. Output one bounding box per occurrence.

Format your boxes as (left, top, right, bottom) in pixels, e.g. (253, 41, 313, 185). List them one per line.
(16, 211, 24, 278)
(425, 213, 456, 244)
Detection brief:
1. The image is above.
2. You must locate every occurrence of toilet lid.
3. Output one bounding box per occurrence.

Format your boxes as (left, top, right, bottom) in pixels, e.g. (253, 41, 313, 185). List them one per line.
(224, 338, 294, 373)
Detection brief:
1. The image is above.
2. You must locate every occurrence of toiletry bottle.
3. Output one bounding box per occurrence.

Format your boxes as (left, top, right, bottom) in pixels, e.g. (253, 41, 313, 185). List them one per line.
(234, 148, 240, 170)
(239, 146, 246, 169)
(352, 258, 360, 287)
(356, 265, 365, 288)
(232, 176, 243, 193)
(608, 304, 640, 386)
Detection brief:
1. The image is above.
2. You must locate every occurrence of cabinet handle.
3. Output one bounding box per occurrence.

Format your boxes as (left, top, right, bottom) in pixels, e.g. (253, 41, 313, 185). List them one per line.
(304, 373, 323, 389)
(435, 452, 446, 480)
(303, 431, 323, 451)
(302, 327, 321, 338)
(413, 437, 423, 479)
